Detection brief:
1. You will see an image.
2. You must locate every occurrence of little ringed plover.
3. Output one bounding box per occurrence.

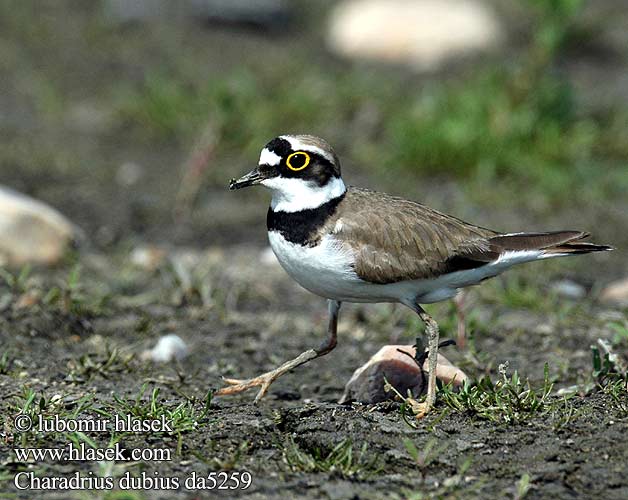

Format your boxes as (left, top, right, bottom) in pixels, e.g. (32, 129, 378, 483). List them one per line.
(219, 134, 612, 414)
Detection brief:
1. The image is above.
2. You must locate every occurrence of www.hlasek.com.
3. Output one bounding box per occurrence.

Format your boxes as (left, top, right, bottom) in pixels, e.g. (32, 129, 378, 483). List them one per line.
(12, 413, 252, 491)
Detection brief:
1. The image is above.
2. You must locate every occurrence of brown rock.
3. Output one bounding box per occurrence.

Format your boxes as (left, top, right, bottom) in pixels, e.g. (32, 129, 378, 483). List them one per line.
(0, 186, 79, 266)
(340, 345, 468, 404)
(327, 0, 503, 71)
(600, 277, 628, 306)
(130, 245, 167, 271)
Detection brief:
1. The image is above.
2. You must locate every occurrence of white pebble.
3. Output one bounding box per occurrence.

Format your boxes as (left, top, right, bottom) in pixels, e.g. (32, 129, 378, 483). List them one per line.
(550, 280, 586, 299)
(145, 334, 189, 363)
(327, 0, 503, 71)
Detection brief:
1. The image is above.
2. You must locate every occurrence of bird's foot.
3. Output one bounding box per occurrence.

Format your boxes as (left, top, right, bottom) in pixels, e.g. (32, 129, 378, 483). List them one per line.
(412, 400, 432, 419)
(215, 371, 279, 403)
(215, 348, 320, 403)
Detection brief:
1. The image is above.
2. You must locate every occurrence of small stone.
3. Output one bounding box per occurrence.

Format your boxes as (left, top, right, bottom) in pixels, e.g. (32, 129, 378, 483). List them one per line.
(327, 0, 503, 71)
(456, 439, 473, 451)
(550, 280, 586, 299)
(0, 186, 79, 266)
(103, 0, 291, 29)
(14, 291, 41, 309)
(0, 294, 12, 312)
(130, 245, 167, 271)
(116, 162, 144, 187)
(142, 334, 189, 363)
(65, 102, 114, 134)
(260, 247, 279, 266)
(340, 345, 468, 404)
(495, 311, 539, 331)
(534, 323, 553, 335)
(86, 334, 106, 349)
(600, 277, 628, 306)
(192, 0, 292, 29)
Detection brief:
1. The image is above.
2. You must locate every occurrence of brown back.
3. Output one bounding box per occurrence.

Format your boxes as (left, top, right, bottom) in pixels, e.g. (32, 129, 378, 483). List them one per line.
(329, 188, 499, 283)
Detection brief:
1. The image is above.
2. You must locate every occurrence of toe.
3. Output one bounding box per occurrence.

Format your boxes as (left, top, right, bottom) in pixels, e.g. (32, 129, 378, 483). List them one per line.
(253, 378, 274, 403)
(215, 386, 238, 396)
(221, 377, 245, 385)
(414, 401, 431, 419)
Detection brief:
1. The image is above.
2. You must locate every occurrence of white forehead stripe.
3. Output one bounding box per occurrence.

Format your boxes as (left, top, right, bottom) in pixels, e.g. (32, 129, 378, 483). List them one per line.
(259, 148, 281, 166)
(280, 136, 335, 163)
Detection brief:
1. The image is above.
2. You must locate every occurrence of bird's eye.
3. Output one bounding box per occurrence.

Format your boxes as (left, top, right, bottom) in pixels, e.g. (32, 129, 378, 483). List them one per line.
(286, 151, 310, 171)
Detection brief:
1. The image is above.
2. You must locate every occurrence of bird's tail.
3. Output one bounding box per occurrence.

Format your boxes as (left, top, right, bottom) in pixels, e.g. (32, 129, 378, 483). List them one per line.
(489, 231, 613, 255)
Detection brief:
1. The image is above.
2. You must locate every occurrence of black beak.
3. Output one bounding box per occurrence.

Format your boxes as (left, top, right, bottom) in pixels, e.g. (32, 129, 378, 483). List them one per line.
(229, 168, 263, 190)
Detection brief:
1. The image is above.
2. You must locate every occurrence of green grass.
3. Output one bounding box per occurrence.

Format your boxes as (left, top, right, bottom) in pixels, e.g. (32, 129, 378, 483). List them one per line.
(42, 264, 111, 316)
(515, 472, 532, 500)
(590, 344, 628, 415)
(115, 61, 628, 197)
(0, 350, 12, 375)
(193, 441, 250, 471)
(8, 382, 214, 465)
(0, 263, 111, 318)
(283, 437, 381, 478)
(437, 351, 626, 427)
(481, 274, 560, 312)
(439, 363, 554, 424)
(104, 0, 628, 208)
(0, 265, 32, 293)
(403, 438, 446, 481)
(381, 0, 596, 193)
(384, 70, 588, 180)
(601, 378, 628, 416)
(403, 438, 476, 499)
(109, 384, 212, 436)
(609, 320, 628, 348)
(65, 346, 134, 383)
(9, 388, 96, 449)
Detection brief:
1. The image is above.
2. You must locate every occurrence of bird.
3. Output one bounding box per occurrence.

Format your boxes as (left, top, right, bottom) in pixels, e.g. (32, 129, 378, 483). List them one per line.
(218, 134, 612, 414)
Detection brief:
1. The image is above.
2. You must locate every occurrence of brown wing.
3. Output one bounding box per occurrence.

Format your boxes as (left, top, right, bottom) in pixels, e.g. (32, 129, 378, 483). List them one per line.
(329, 188, 499, 284)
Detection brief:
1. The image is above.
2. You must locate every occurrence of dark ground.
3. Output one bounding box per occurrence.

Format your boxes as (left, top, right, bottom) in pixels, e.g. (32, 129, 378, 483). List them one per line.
(1, 2, 628, 499)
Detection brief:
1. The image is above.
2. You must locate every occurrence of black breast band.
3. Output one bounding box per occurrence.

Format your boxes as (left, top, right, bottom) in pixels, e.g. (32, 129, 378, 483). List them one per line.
(267, 193, 346, 247)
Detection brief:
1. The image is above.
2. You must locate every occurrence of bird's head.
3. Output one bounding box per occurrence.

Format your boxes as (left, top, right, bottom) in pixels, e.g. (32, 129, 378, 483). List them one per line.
(229, 135, 346, 212)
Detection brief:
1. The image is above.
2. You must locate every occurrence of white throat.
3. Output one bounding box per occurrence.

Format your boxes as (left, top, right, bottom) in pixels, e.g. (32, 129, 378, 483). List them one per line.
(263, 176, 346, 213)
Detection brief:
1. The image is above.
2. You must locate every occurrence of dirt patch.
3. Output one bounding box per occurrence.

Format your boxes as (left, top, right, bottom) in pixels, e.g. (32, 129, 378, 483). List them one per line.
(1, 250, 627, 499)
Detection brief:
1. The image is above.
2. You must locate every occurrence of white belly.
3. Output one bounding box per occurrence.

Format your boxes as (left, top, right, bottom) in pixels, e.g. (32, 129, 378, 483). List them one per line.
(268, 231, 365, 301)
(267, 231, 452, 304)
(268, 232, 551, 305)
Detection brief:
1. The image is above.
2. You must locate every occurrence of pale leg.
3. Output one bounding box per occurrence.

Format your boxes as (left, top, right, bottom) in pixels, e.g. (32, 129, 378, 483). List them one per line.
(454, 290, 466, 349)
(216, 300, 341, 402)
(409, 303, 440, 416)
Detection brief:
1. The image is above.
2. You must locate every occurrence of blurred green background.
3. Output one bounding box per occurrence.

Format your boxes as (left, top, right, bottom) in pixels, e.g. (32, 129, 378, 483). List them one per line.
(1, 0, 625, 274)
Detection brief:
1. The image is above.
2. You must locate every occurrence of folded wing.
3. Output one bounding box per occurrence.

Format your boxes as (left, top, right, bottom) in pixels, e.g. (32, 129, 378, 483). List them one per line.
(332, 188, 611, 284)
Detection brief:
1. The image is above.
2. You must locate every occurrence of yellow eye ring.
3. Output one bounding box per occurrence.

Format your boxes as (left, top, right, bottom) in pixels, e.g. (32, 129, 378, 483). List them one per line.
(286, 151, 311, 171)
